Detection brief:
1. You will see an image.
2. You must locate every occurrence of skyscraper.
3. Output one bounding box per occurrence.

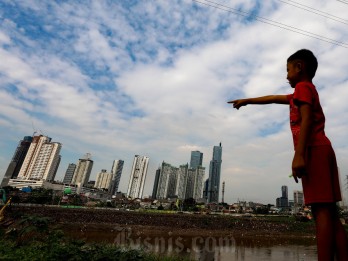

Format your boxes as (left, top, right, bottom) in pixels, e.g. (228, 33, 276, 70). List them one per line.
(207, 143, 222, 203)
(276, 185, 289, 208)
(152, 167, 161, 199)
(16, 135, 62, 182)
(109, 160, 124, 195)
(71, 154, 94, 186)
(63, 163, 76, 184)
(127, 155, 149, 199)
(293, 190, 304, 206)
(184, 167, 205, 199)
(193, 166, 205, 199)
(185, 168, 196, 199)
(175, 164, 189, 199)
(154, 162, 205, 200)
(166, 166, 179, 198)
(282, 185, 288, 199)
(203, 178, 209, 200)
(95, 169, 113, 190)
(1, 136, 33, 187)
(190, 151, 203, 169)
(155, 162, 177, 199)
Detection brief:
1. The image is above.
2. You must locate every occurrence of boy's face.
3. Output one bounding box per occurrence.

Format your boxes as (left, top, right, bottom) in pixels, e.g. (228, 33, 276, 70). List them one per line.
(286, 61, 301, 88)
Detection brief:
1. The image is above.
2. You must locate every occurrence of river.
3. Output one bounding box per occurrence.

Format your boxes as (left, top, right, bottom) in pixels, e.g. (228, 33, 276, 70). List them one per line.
(65, 226, 317, 261)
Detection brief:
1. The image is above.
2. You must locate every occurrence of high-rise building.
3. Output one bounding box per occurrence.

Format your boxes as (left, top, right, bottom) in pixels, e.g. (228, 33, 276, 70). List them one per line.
(293, 190, 304, 206)
(185, 167, 205, 199)
(203, 178, 209, 200)
(190, 151, 203, 169)
(109, 160, 124, 195)
(155, 162, 177, 199)
(282, 185, 288, 199)
(16, 135, 62, 182)
(63, 163, 76, 184)
(167, 166, 179, 198)
(152, 167, 161, 199)
(207, 143, 222, 203)
(185, 168, 196, 199)
(71, 154, 93, 186)
(345, 175, 348, 207)
(175, 164, 189, 199)
(127, 155, 149, 199)
(276, 185, 289, 208)
(95, 169, 113, 190)
(193, 166, 205, 199)
(154, 162, 205, 200)
(1, 136, 33, 187)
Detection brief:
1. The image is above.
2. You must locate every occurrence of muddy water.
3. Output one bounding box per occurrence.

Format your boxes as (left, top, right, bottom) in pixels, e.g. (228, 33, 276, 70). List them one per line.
(64, 226, 317, 261)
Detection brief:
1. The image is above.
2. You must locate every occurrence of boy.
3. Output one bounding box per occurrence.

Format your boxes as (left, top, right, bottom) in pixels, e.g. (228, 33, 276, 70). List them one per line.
(229, 49, 348, 261)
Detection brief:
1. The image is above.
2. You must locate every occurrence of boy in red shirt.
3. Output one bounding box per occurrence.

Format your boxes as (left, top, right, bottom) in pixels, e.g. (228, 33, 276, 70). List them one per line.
(229, 49, 348, 261)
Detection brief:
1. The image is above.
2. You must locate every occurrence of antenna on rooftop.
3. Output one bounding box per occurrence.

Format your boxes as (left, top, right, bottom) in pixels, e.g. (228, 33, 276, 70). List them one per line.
(31, 120, 45, 137)
(84, 153, 92, 160)
(31, 120, 38, 136)
(222, 181, 225, 203)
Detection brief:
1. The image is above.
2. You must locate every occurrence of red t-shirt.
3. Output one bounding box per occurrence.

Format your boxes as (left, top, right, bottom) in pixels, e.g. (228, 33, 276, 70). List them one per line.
(286, 82, 331, 149)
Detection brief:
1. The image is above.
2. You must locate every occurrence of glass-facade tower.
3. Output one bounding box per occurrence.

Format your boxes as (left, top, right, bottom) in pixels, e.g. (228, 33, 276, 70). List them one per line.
(190, 151, 203, 169)
(207, 143, 222, 203)
(1, 136, 33, 187)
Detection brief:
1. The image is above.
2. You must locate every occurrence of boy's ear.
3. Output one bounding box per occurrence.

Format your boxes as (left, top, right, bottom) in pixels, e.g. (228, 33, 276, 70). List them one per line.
(295, 61, 303, 73)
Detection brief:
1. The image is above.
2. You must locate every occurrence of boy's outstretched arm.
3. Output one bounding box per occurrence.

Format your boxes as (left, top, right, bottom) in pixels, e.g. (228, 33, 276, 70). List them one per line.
(228, 95, 289, 109)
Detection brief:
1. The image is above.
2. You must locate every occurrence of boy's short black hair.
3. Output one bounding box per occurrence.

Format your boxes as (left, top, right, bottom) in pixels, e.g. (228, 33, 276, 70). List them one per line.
(287, 49, 318, 79)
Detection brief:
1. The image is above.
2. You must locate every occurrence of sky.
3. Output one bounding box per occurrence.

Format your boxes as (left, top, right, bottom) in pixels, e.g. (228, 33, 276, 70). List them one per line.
(1, 0, 348, 205)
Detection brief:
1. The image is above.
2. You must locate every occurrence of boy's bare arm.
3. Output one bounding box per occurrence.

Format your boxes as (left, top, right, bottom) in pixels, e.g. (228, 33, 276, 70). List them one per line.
(228, 95, 289, 109)
(292, 102, 312, 183)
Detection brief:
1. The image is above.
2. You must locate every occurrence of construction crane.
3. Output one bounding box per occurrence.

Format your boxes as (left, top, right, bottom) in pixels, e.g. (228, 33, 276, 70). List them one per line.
(0, 189, 11, 222)
(0, 189, 6, 204)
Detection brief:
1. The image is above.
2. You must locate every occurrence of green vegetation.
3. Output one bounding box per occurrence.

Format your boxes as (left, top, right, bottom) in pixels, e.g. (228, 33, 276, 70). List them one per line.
(0, 215, 190, 261)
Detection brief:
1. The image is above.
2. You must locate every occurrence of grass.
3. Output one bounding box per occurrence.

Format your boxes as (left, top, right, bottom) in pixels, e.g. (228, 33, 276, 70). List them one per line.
(0, 215, 191, 261)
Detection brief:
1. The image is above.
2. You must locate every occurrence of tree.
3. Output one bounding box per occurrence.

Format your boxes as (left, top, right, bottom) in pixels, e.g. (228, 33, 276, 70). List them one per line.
(183, 198, 196, 211)
(27, 188, 53, 205)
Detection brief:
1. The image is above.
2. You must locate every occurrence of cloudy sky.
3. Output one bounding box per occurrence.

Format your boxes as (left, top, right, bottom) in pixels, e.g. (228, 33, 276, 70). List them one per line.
(1, 0, 348, 204)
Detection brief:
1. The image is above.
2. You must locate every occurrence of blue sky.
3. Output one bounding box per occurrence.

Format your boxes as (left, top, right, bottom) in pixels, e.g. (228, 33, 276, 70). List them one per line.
(1, 0, 348, 204)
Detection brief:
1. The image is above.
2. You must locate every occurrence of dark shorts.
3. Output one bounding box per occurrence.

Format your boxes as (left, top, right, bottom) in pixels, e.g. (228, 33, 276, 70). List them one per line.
(302, 145, 342, 205)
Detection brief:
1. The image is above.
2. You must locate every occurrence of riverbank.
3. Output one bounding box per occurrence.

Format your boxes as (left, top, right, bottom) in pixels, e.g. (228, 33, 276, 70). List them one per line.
(5, 205, 317, 238)
(1, 205, 326, 260)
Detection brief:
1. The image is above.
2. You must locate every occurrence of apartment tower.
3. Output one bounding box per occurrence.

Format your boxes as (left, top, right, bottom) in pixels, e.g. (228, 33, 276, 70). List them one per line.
(16, 135, 62, 182)
(71, 153, 94, 186)
(109, 160, 124, 195)
(127, 155, 149, 199)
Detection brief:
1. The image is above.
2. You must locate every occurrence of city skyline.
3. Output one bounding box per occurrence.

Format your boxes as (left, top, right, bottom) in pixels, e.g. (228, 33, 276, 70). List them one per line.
(1, 134, 333, 208)
(1, 1, 348, 204)
(1, 133, 348, 205)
